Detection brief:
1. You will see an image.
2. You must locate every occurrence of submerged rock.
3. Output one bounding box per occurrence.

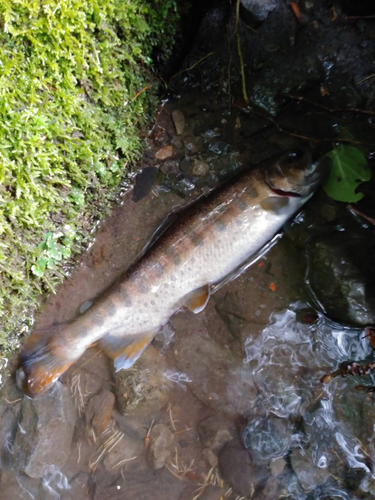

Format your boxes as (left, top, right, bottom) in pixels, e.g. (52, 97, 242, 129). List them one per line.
(85, 390, 115, 435)
(219, 442, 268, 497)
(306, 229, 375, 326)
(198, 415, 235, 452)
(13, 381, 76, 478)
(113, 345, 168, 416)
(172, 109, 186, 135)
(147, 424, 175, 469)
(240, 0, 277, 21)
(291, 448, 331, 492)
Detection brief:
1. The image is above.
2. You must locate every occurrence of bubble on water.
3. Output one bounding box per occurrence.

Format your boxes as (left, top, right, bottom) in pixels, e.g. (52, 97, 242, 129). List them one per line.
(164, 370, 192, 390)
(238, 302, 375, 495)
(41, 465, 70, 500)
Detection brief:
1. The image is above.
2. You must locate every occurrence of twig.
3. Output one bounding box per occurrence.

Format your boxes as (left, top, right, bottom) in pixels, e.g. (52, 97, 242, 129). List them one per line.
(4, 398, 22, 404)
(347, 205, 375, 226)
(346, 15, 375, 19)
(112, 456, 137, 469)
(284, 93, 375, 116)
(132, 83, 152, 101)
(181, 52, 215, 74)
(235, 0, 249, 104)
(356, 74, 375, 85)
(241, 104, 375, 146)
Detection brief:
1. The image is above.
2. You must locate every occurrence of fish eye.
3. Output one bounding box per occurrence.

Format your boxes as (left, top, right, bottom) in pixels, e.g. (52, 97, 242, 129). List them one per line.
(286, 150, 304, 161)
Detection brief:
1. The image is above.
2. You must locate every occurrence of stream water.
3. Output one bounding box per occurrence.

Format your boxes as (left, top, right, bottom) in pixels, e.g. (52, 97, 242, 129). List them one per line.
(1, 1, 375, 499)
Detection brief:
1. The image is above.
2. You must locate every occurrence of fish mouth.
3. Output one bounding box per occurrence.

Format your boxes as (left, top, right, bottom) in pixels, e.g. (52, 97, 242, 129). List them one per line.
(265, 150, 327, 197)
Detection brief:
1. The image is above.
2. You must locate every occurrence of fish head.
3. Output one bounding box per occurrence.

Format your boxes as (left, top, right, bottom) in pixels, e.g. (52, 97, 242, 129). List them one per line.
(265, 150, 327, 198)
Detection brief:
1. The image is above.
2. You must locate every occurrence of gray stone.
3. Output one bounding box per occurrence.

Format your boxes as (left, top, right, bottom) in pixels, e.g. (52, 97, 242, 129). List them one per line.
(219, 443, 268, 497)
(155, 145, 173, 160)
(192, 159, 210, 176)
(201, 448, 219, 468)
(198, 415, 234, 452)
(172, 109, 186, 135)
(291, 448, 330, 492)
(306, 229, 375, 326)
(240, 0, 277, 21)
(85, 390, 115, 435)
(147, 423, 175, 469)
(103, 432, 144, 472)
(270, 457, 286, 476)
(13, 381, 76, 478)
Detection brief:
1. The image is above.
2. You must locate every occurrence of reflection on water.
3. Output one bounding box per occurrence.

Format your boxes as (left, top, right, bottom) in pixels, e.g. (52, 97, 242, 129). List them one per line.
(243, 304, 375, 498)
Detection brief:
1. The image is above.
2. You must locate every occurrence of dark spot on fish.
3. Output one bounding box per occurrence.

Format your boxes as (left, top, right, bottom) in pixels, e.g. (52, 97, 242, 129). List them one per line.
(260, 196, 289, 215)
(167, 248, 181, 266)
(164, 283, 169, 288)
(246, 186, 259, 198)
(170, 275, 177, 282)
(236, 198, 248, 211)
(119, 288, 132, 307)
(92, 313, 105, 327)
(107, 301, 117, 316)
(153, 261, 163, 277)
(191, 233, 204, 247)
(190, 257, 195, 263)
(235, 219, 243, 226)
(214, 219, 226, 232)
(151, 300, 155, 306)
(138, 278, 149, 294)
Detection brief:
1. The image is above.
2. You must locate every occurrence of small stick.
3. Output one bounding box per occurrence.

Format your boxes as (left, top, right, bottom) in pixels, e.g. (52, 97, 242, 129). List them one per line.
(356, 74, 375, 85)
(132, 83, 152, 101)
(284, 93, 375, 116)
(321, 360, 375, 383)
(235, 0, 249, 104)
(112, 456, 137, 469)
(347, 205, 375, 226)
(4, 398, 22, 404)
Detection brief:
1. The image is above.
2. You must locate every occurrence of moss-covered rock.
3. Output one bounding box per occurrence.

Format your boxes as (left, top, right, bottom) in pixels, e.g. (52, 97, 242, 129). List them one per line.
(0, 0, 179, 360)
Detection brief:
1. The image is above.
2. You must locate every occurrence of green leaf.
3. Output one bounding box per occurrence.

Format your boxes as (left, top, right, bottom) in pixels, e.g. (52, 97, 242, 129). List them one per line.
(323, 145, 372, 202)
(31, 264, 44, 277)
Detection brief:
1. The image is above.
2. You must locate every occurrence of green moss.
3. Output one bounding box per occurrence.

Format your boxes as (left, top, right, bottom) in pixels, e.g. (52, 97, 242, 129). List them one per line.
(0, 0, 179, 361)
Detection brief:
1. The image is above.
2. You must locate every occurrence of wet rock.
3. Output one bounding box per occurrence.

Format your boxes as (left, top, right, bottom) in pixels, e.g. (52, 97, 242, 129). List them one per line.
(132, 167, 158, 202)
(263, 476, 280, 498)
(171, 135, 183, 149)
(155, 145, 173, 160)
(270, 457, 286, 476)
(171, 314, 248, 415)
(306, 229, 375, 326)
(13, 381, 76, 478)
(179, 156, 192, 173)
(192, 159, 210, 177)
(183, 135, 200, 154)
(147, 424, 175, 469)
(172, 109, 186, 135)
(291, 448, 330, 492)
(219, 442, 268, 497)
(202, 448, 218, 468)
(241, 0, 277, 21)
(160, 160, 179, 175)
(207, 141, 229, 155)
(243, 416, 300, 463)
(103, 432, 144, 471)
(85, 390, 115, 435)
(198, 485, 227, 500)
(198, 415, 235, 452)
(113, 345, 168, 416)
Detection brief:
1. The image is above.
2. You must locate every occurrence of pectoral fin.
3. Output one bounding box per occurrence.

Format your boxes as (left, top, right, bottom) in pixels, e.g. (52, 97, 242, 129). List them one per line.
(99, 330, 156, 372)
(184, 284, 211, 314)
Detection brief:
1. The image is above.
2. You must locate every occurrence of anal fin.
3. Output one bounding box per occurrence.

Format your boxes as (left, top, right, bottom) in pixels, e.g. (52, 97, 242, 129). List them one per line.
(184, 284, 211, 314)
(99, 330, 156, 372)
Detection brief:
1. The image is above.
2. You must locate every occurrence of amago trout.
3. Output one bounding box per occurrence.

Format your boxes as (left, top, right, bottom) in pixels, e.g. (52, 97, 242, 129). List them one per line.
(20, 150, 324, 397)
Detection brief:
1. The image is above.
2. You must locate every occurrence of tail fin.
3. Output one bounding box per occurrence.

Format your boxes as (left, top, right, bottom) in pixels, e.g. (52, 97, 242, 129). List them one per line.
(20, 326, 73, 397)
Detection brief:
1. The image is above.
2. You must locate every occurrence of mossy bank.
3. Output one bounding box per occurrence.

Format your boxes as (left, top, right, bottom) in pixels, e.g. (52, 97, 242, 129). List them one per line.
(0, 0, 179, 368)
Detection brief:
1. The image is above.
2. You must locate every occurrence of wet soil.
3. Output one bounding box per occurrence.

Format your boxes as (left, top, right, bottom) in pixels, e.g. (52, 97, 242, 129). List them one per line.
(2, 1, 375, 499)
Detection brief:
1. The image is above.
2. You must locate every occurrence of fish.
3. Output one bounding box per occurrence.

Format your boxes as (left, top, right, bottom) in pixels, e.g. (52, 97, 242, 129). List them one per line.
(20, 149, 325, 397)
